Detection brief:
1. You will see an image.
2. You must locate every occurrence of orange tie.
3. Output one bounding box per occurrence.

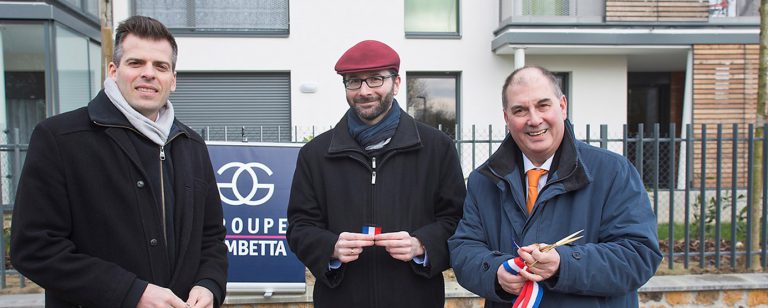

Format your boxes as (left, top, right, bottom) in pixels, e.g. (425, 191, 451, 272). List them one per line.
(526, 169, 548, 214)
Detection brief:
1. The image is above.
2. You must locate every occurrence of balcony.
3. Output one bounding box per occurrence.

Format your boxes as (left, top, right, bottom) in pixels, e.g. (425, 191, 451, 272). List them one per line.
(499, 0, 758, 26)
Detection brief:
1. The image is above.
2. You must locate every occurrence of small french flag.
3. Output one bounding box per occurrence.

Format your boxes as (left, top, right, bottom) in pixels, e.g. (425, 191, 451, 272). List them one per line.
(361, 225, 381, 235)
(503, 257, 543, 308)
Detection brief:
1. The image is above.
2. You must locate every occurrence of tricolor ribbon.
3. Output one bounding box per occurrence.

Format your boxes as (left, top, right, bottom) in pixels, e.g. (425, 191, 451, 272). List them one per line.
(361, 225, 381, 235)
(503, 258, 543, 308)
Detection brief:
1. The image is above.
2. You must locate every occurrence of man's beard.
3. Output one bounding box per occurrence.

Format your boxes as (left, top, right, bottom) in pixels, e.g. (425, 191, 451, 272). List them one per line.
(351, 89, 394, 122)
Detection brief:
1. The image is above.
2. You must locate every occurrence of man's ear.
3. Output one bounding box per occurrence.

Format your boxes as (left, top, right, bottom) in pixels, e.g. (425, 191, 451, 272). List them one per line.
(107, 62, 118, 79)
(560, 95, 568, 119)
(392, 75, 401, 96)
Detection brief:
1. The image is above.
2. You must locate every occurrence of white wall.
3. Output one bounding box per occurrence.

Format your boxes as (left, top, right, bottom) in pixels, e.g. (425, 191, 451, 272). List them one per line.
(113, 0, 516, 131)
(113, 1, 630, 139)
(528, 55, 628, 139)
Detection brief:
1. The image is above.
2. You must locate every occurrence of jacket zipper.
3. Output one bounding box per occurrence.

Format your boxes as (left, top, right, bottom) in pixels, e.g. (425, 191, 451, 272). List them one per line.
(370, 156, 378, 307)
(158, 132, 183, 245)
(93, 120, 183, 244)
(160, 145, 166, 242)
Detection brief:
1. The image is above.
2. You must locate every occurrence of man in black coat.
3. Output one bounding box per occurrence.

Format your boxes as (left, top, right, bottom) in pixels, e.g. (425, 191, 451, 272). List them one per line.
(286, 40, 466, 308)
(10, 16, 227, 308)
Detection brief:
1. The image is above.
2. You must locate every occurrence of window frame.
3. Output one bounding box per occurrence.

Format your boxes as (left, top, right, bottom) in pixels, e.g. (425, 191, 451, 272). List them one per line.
(552, 71, 571, 118)
(405, 71, 461, 139)
(404, 0, 461, 39)
(131, 0, 290, 37)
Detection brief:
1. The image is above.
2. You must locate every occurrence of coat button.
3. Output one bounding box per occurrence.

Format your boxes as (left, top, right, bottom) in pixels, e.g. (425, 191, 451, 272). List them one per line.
(572, 251, 582, 260)
(482, 262, 490, 271)
(150, 238, 158, 246)
(491, 250, 503, 256)
(136, 180, 145, 188)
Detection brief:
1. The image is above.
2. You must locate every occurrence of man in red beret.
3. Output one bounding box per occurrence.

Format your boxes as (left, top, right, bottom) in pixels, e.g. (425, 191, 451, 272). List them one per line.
(287, 40, 466, 308)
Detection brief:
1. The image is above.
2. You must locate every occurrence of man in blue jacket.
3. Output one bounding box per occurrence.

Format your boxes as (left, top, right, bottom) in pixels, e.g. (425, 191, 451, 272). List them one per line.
(448, 66, 661, 307)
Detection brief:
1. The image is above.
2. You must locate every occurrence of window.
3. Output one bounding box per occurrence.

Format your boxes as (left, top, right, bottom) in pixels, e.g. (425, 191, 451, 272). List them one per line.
(522, 0, 570, 16)
(553, 72, 570, 117)
(57, 0, 99, 18)
(134, 0, 289, 35)
(404, 0, 459, 38)
(405, 73, 460, 138)
(171, 72, 291, 142)
(2, 23, 48, 143)
(56, 24, 101, 113)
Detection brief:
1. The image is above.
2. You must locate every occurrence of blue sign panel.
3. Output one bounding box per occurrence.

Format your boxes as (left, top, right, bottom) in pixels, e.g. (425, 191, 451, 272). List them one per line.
(207, 142, 305, 293)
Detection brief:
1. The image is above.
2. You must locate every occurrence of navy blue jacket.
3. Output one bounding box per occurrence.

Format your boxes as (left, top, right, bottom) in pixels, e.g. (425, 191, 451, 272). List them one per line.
(448, 121, 661, 307)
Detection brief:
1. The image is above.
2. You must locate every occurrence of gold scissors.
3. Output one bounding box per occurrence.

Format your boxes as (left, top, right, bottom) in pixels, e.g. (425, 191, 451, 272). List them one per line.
(527, 229, 584, 268)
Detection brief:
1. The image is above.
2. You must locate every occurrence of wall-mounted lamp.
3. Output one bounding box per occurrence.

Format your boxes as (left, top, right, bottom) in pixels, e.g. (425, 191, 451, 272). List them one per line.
(300, 83, 318, 93)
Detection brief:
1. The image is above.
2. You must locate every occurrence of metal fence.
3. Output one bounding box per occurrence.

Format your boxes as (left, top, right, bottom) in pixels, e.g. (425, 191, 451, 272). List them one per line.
(1, 122, 767, 288)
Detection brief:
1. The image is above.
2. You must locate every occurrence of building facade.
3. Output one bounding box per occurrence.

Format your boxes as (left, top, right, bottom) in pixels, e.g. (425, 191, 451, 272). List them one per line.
(108, 0, 759, 139)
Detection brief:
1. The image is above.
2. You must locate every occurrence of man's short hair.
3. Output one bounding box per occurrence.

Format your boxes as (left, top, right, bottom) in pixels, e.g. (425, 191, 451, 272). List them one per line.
(112, 15, 178, 70)
(501, 66, 564, 108)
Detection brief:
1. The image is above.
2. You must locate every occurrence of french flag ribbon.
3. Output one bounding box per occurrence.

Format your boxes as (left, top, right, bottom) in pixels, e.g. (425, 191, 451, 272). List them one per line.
(503, 258, 543, 308)
(361, 225, 381, 235)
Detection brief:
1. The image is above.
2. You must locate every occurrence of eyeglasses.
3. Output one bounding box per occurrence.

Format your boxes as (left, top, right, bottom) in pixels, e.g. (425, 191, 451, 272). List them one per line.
(343, 74, 397, 90)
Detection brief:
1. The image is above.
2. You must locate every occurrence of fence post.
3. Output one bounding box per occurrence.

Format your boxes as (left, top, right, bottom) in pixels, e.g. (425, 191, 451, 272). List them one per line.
(668, 123, 676, 270)
(471, 125, 476, 170)
(653, 123, 659, 217)
(685, 123, 693, 269)
(747, 124, 754, 269)
(762, 123, 767, 269)
(11, 129, 24, 288)
(623, 124, 628, 157)
(715, 124, 723, 268)
(700, 124, 707, 269)
(600, 125, 608, 149)
(730, 123, 738, 268)
(636, 124, 644, 183)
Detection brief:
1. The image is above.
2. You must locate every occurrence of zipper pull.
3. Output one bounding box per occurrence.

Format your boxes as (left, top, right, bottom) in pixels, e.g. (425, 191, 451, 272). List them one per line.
(160, 146, 166, 161)
(371, 157, 377, 184)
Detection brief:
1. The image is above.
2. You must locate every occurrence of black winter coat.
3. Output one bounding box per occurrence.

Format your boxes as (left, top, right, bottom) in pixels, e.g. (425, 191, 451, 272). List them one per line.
(10, 91, 228, 307)
(286, 110, 466, 308)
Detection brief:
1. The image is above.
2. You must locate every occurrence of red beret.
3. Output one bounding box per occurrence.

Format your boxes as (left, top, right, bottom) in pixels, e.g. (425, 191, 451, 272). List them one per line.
(335, 40, 400, 75)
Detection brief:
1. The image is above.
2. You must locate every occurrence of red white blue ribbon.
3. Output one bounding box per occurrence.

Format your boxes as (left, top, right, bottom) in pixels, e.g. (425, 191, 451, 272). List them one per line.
(361, 225, 381, 235)
(503, 258, 543, 308)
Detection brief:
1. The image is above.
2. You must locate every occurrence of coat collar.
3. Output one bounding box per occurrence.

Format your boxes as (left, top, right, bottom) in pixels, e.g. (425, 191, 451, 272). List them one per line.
(327, 107, 422, 156)
(87, 90, 191, 140)
(482, 119, 591, 193)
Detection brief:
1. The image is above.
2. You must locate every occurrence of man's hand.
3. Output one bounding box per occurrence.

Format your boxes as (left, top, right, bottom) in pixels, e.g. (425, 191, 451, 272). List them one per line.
(517, 244, 561, 282)
(186, 286, 214, 308)
(332, 232, 375, 263)
(496, 264, 527, 295)
(137, 283, 187, 308)
(374, 231, 425, 261)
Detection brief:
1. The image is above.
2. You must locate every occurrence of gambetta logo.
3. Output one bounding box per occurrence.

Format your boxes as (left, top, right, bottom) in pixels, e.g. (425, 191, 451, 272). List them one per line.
(217, 162, 275, 206)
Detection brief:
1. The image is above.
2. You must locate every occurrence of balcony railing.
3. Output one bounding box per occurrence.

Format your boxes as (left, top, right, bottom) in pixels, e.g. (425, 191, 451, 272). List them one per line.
(499, 0, 758, 25)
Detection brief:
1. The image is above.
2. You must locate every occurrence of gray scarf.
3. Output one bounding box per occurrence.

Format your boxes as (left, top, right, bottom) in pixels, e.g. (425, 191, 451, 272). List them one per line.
(104, 78, 175, 146)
